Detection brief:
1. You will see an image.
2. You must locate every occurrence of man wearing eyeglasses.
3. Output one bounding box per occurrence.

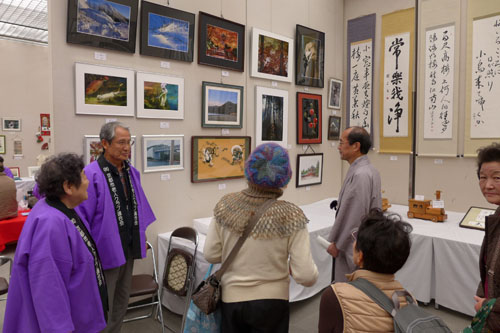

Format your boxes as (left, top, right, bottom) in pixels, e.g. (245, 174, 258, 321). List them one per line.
(77, 121, 156, 332)
(327, 126, 381, 283)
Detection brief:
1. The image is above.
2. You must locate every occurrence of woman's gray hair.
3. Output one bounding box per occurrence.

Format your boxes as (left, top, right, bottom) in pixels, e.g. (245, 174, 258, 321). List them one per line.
(99, 121, 130, 143)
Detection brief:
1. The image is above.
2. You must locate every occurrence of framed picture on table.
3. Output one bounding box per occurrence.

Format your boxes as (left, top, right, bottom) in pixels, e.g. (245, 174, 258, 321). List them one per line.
(10, 167, 20, 178)
(296, 153, 323, 187)
(297, 92, 322, 144)
(459, 206, 496, 231)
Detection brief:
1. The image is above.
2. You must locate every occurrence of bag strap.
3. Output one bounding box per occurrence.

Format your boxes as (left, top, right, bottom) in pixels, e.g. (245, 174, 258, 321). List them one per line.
(350, 278, 397, 317)
(214, 198, 276, 280)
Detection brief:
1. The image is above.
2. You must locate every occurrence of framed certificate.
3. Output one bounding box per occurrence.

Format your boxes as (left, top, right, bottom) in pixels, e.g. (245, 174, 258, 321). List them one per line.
(459, 206, 496, 231)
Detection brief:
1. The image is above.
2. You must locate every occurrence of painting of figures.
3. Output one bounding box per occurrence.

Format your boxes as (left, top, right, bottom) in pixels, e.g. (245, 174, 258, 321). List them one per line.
(251, 28, 293, 82)
(147, 13, 189, 52)
(205, 25, 238, 61)
(84, 73, 127, 106)
(255, 86, 288, 147)
(143, 135, 184, 172)
(202, 82, 243, 128)
(84, 135, 136, 166)
(144, 81, 179, 110)
(296, 153, 323, 187)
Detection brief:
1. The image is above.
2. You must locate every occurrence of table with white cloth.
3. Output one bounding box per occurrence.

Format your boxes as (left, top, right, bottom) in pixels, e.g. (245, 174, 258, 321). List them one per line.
(14, 177, 35, 202)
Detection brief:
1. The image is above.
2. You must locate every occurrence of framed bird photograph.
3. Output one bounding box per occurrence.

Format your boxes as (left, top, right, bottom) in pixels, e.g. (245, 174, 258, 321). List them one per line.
(295, 25, 325, 88)
(136, 72, 184, 119)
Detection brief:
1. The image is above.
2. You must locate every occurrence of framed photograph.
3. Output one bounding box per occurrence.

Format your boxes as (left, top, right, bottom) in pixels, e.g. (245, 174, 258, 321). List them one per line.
(198, 12, 245, 71)
(27, 166, 41, 178)
(255, 86, 288, 148)
(66, 0, 138, 53)
(295, 25, 325, 88)
(202, 81, 243, 128)
(140, 1, 195, 62)
(0, 135, 5, 154)
(191, 136, 251, 183)
(328, 78, 342, 109)
(251, 27, 293, 82)
(75, 63, 134, 116)
(328, 116, 341, 140)
(459, 206, 496, 231)
(2, 118, 21, 131)
(13, 139, 22, 156)
(296, 153, 323, 187)
(84, 135, 136, 167)
(10, 167, 20, 178)
(40, 113, 51, 136)
(143, 135, 184, 173)
(136, 72, 184, 119)
(297, 92, 322, 144)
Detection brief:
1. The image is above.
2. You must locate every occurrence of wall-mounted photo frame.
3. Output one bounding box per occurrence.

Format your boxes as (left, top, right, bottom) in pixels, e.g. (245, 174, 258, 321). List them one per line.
(328, 116, 341, 140)
(0, 135, 5, 154)
(191, 136, 251, 183)
(255, 86, 288, 148)
(202, 81, 243, 128)
(297, 92, 322, 144)
(66, 0, 138, 53)
(251, 27, 293, 82)
(27, 166, 41, 178)
(2, 118, 21, 131)
(136, 72, 184, 119)
(143, 135, 184, 173)
(459, 206, 496, 231)
(296, 153, 323, 187)
(75, 63, 135, 116)
(328, 78, 342, 109)
(295, 25, 325, 88)
(140, 1, 195, 62)
(10, 167, 20, 178)
(84, 135, 136, 167)
(198, 12, 245, 71)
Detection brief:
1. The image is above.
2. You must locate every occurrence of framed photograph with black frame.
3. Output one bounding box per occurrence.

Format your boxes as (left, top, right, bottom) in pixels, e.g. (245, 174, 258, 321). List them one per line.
(255, 86, 288, 148)
(66, 0, 138, 53)
(459, 206, 496, 231)
(198, 12, 245, 71)
(202, 81, 243, 128)
(295, 25, 325, 88)
(328, 116, 341, 140)
(296, 153, 323, 187)
(297, 92, 322, 144)
(140, 1, 195, 62)
(328, 78, 342, 109)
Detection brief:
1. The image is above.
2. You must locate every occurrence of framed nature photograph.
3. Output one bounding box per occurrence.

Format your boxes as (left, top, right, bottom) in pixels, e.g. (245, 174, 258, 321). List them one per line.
(328, 78, 342, 109)
(297, 92, 322, 144)
(136, 72, 184, 119)
(459, 206, 496, 231)
(2, 118, 21, 131)
(191, 136, 251, 183)
(140, 1, 195, 62)
(255, 86, 288, 148)
(296, 153, 323, 187)
(251, 27, 293, 82)
(328, 116, 341, 140)
(0, 135, 5, 154)
(295, 25, 325, 88)
(143, 135, 184, 173)
(75, 63, 134, 116)
(66, 0, 138, 53)
(84, 135, 136, 166)
(202, 81, 243, 128)
(10, 167, 20, 178)
(28, 166, 41, 178)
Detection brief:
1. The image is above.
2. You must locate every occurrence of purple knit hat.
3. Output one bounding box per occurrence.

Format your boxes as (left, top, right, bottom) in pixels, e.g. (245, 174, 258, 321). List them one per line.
(244, 143, 292, 188)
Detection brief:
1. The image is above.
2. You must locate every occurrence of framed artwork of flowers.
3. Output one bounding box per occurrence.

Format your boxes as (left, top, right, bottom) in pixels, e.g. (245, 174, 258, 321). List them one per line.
(297, 92, 322, 144)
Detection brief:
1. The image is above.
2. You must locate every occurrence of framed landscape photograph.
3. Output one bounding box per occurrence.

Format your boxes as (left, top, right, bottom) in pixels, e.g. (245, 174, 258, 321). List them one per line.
(328, 116, 341, 140)
(0, 135, 5, 154)
(295, 25, 325, 88)
(66, 0, 138, 53)
(328, 78, 342, 109)
(198, 12, 245, 71)
(459, 206, 496, 231)
(142, 135, 184, 173)
(296, 153, 323, 187)
(191, 136, 251, 183)
(202, 81, 243, 128)
(75, 63, 134, 116)
(10, 167, 20, 178)
(84, 135, 136, 166)
(136, 72, 184, 119)
(255, 86, 288, 148)
(297, 92, 322, 144)
(140, 1, 195, 62)
(2, 118, 21, 131)
(251, 27, 293, 82)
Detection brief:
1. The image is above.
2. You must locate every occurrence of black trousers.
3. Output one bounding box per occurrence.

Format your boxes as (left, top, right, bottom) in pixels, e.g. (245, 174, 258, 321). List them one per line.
(221, 299, 289, 333)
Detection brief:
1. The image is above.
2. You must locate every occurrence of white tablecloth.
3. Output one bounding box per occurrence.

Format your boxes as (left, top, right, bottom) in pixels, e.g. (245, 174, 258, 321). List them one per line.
(14, 177, 35, 202)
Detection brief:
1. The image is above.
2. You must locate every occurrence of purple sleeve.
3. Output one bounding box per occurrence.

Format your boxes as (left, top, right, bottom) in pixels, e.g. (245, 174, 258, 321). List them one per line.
(4, 167, 13, 179)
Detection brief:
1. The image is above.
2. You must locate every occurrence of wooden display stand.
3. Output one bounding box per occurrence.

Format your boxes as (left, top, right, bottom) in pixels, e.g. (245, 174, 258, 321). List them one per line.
(407, 190, 447, 223)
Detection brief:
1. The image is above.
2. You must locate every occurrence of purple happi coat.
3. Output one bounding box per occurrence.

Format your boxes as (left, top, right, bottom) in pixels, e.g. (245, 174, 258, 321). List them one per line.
(76, 161, 156, 270)
(3, 199, 106, 333)
(3, 166, 13, 178)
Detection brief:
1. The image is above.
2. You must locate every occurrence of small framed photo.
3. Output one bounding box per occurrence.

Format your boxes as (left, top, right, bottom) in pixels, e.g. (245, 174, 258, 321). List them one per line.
(10, 167, 20, 178)
(296, 153, 323, 187)
(84, 135, 136, 167)
(27, 166, 41, 178)
(255, 86, 288, 148)
(202, 81, 243, 128)
(198, 12, 245, 71)
(295, 25, 325, 88)
(66, 0, 138, 53)
(0, 135, 5, 154)
(328, 78, 342, 109)
(297, 92, 322, 144)
(140, 1, 195, 62)
(136, 72, 184, 119)
(459, 206, 496, 231)
(2, 118, 21, 131)
(251, 27, 293, 82)
(142, 135, 184, 173)
(328, 116, 341, 140)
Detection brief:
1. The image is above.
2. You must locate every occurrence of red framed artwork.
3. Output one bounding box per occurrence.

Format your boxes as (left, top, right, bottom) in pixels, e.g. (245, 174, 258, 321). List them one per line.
(297, 92, 322, 144)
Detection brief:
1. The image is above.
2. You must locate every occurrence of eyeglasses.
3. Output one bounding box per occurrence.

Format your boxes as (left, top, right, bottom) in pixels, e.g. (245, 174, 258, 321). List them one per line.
(114, 139, 135, 147)
(351, 228, 358, 241)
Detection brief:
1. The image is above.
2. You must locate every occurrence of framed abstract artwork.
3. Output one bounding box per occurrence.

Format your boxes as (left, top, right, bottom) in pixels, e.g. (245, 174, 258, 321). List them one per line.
(2, 118, 21, 131)
(84, 135, 136, 167)
(66, 0, 138, 53)
(328, 78, 342, 109)
(297, 92, 322, 144)
(328, 116, 341, 140)
(295, 25, 325, 88)
(136, 72, 184, 119)
(191, 136, 251, 183)
(251, 27, 293, 82)
(198, 12, 245, 71)
(140, 1, 195, 62)
(202, 81, 243, 128)
(0, 135, 5, 154)
(142, 135, 184, 173)
(296, 153, 323, 187)
(255, 86, 288, 148)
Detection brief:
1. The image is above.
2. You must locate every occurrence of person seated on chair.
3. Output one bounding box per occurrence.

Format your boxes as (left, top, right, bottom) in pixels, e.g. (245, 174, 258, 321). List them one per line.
(204, 143, 319, 333)
(3, 153, 108, 333)
(0, 156, 13, 178)
(0, 160, 17, 220)
(318, 208, 413, 333)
